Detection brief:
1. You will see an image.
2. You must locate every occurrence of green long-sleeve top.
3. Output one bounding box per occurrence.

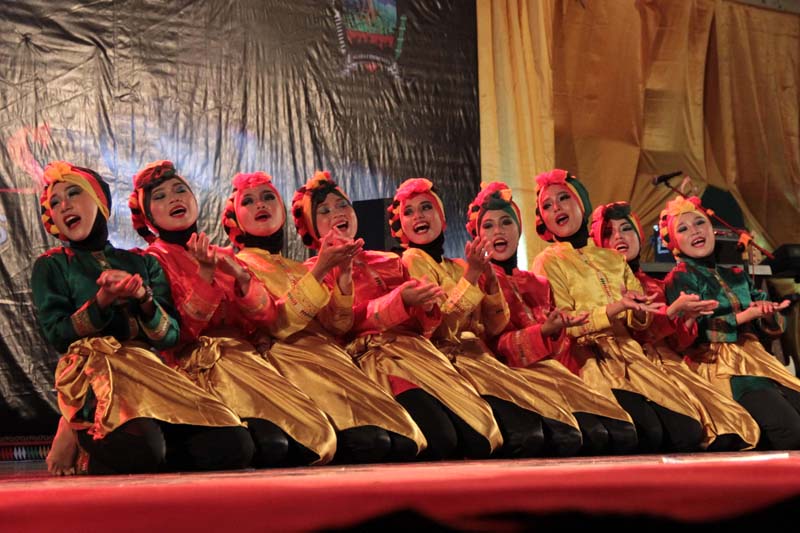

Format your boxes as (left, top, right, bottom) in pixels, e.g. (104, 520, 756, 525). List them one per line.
(664, 257, 784, 344)
(31, 243, 180, 353)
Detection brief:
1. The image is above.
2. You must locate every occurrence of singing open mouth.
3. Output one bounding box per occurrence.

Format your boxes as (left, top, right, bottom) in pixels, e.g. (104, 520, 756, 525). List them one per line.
(64, 214, 81, 229)
(169, 205, 187, 217)
(413, 221, 430, 234)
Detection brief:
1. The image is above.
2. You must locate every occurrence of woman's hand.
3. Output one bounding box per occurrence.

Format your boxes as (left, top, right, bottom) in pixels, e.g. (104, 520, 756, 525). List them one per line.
(187, 232, 217, 284)
(607, 285, 664, 321)
(217, 255, 252, 296)
(464, 236, 493, 285)
(96, 270, 144, 307)
(540, 308, 590, 338)
(311, 231, 364, 282)
(482, 260, 500, 295)
(737, 299, 790, 324)
(666, 291, 718, 321)
(621, 286, 664, 312)
(400, 278, 445, 312)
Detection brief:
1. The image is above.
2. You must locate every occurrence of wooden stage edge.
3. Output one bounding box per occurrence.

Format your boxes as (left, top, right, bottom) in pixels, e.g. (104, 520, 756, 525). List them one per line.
(2, 451, 800, 531)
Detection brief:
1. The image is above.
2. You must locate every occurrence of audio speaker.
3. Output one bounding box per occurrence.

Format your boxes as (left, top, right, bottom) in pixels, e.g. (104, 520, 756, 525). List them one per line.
(352, 198, 398, 252)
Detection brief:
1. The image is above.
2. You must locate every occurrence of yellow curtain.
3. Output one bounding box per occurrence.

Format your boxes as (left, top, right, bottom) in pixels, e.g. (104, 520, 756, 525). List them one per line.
(705, 2, 800, 249)
(477, 0, 555, 267)
(479, 0, 800, 263)
(552, 0, 717, 258)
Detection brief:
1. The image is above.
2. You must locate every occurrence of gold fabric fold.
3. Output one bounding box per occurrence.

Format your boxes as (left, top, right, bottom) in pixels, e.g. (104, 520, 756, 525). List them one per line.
(348, 333, 503, 452)
(643, 341, 760, 450)
(575, 325, 703, 423)
(267, 331, 426, 451)
(691, 334, 800, 399)
(518, 359, 633, 425)
(55, 337, 242, 440)
(175, 335, 337, 465)
(438, 336, 578, 429)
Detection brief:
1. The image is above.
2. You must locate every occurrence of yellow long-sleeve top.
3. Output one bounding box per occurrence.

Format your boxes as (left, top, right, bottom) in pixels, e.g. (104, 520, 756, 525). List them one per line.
(400, 247, 581, 429)
(235, 248, 429, 449)
(532, 241, 651, 339)
(531, 241, 711, 425)
(401, 248, 509, 344)
(236, 248, 354, 340)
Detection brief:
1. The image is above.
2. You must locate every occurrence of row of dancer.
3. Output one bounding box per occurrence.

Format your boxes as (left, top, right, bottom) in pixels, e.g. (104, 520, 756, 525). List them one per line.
(533, 169, 800, 451)
(32, 161, 800, 476)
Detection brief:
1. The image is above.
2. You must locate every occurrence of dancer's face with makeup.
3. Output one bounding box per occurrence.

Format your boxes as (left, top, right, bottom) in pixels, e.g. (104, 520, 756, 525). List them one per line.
(148, 178, 198, 231)
(315, 192, 357, 240)
(539, 184, 583, 238)
(49, 181, 98, 242)
(236, 184, 285, 237)
(602, 218, 640, 262)
(400, 193, 443, 245)
(479, 209, 519, 262)
(674, 211, 715, 259)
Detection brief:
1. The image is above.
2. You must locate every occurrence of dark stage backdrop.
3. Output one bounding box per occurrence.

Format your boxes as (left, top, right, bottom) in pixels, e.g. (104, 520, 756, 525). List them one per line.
(0, 0, 479, 435)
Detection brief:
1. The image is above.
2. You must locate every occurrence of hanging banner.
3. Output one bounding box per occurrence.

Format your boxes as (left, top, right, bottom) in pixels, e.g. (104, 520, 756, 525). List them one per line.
(0, 0, 479, 435)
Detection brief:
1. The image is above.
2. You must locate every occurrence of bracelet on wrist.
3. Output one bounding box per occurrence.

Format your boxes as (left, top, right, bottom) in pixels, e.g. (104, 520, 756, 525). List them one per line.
(137, 286, 154, 305)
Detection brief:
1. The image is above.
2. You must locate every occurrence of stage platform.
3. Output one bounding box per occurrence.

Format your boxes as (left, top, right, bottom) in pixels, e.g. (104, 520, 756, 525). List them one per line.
(3, 452, 800, 531)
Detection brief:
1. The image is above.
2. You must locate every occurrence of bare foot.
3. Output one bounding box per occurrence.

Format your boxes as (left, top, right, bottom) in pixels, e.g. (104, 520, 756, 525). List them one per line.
(46, 416, 78, 476)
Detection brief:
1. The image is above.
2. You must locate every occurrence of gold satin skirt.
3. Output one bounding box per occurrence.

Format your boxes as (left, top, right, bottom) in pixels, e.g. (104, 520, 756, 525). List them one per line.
(518, 359, 633, 425)
(347, 333, 503, 452)
(175, 335, 336, 465)
(55, 337, 242, 440)
(266, 331, 426, 452)
(437, 336, 579, 430)
(643, 341, 760, 450)
(689, 334, 800, 398)
(573, 324, 703, 423)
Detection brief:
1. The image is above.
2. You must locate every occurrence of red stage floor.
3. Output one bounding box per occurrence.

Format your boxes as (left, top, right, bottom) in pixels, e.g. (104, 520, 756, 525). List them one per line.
(3, 452, 800, 531)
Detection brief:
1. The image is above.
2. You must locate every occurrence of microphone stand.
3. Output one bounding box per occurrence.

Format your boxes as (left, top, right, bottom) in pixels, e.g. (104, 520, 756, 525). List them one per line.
(655, 176, 774, 284)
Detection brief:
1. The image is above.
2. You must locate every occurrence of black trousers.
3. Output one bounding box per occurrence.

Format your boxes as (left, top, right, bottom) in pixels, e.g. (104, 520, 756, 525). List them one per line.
(482, 396, 582, 457)
(243, 417, 323, 467)
(737, 382, 800, 450)
(77, 418, 254, 475)
(396, 388, 492, 460)
(612, 389, 703, 453)
(483, 395, 545, 458)
(574, 412, 638, 455)
(334, 425, 419, 464)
